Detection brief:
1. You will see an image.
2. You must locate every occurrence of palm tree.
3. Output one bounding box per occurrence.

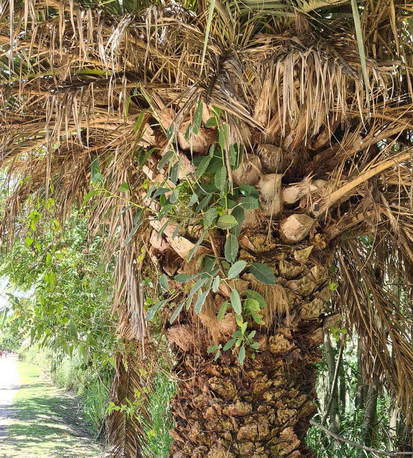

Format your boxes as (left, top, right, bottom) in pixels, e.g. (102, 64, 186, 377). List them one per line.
(1, 0, 413, 456)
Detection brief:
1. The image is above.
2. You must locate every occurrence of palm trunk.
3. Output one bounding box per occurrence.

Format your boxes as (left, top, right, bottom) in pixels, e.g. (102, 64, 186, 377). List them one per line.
(168, 239, 332, 457)
(358, 377, 378, 457)
(396, 413, 413, 453)
(355, 341, 368, 410)
(107, 342, 145, 458)
(338, 359, 346, 416)
(324, 333, 340, 433)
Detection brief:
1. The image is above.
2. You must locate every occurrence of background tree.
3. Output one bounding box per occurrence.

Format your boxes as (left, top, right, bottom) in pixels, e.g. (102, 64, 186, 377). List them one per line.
(1, 0, 413, 456)
(0, 206, 118, 430)
(307, 326, 413, 457)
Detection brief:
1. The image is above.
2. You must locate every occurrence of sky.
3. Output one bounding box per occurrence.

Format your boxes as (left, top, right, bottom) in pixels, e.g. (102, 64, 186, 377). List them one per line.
(0, 277, 32, 312)
(0, 277, 9, 311)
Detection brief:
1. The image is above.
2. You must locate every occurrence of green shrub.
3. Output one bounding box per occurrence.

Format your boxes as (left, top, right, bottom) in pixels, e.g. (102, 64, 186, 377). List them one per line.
(142, 370, 176, 457)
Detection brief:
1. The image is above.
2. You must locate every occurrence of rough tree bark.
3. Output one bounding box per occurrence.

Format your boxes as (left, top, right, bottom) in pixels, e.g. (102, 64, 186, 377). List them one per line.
(166, 231, 333, 457)
(358, 377, 378, 457)
(338, 359, 346, 417)
(324, 333, 339, 433)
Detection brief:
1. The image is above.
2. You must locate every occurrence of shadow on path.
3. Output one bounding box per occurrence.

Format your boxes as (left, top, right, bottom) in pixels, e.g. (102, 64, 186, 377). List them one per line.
(0, 358, 103, 458)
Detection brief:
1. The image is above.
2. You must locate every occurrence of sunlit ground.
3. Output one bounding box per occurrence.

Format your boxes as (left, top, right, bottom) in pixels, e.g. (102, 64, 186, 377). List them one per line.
(0, 357, 103, 458)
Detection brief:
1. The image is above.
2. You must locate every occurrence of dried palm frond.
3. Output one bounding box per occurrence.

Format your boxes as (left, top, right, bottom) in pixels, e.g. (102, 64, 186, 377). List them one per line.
(1, 0, 413, 439)
(106, 341, 155, 458)
(337, 231, 413, 419)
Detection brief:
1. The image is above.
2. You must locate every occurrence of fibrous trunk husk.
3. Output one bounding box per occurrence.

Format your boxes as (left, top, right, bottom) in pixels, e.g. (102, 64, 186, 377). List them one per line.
(106, 342, 146, 457)
(168, 238, 332, 457)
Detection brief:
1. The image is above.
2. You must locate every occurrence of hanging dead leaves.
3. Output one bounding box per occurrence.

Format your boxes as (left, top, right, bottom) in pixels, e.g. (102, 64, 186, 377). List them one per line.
(2, 0, 413, 443)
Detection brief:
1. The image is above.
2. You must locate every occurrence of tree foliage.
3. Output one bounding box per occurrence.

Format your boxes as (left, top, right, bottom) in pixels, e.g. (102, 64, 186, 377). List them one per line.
(0, 204, 117, 377)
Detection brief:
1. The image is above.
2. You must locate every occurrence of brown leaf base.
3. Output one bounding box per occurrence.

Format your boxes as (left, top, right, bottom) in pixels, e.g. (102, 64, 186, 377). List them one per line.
(169, 241, 332, 457)
(170, 330, 321, 458)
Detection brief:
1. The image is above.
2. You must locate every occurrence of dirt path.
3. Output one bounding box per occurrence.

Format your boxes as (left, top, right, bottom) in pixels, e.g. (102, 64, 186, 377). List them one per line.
(0, 355, 20, 440)
(0, 356, 104, 458)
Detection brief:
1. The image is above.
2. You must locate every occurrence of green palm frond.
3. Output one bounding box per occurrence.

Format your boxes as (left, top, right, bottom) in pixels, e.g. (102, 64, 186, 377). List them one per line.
(298, 0, 348, 12)
(350, 0, 370, 97)
(222, 0, 347, 14)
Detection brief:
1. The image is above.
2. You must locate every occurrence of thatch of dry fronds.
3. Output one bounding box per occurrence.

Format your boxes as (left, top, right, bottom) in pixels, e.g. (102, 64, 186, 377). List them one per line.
(1, 0, 413, 435)
(106, 340, 158, 458)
